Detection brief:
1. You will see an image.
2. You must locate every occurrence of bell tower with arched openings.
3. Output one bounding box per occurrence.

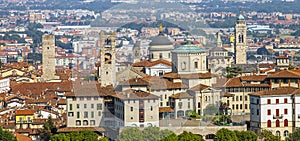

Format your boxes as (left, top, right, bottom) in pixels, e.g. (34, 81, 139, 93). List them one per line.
(234, 11, 248, 64)
(99, 31, 116, 87)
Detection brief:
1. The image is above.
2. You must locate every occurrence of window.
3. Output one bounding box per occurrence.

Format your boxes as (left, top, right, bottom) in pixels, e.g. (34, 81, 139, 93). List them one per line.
(245, 96, 248, 101)
(131, 107, 133, 111)
(240, 104, 243, 109)
(245, 104, 248, 109)
(159, 53, 163, 59)
(236, 104, 238, 109)
(150, 106, 153, 111)
(76, 120, 81, 126)
(240, 96, 242, 101)
(77, 112, 80, 118)
(179, 102, 182, 109)
(194, 62, 198, 69)
(232, 105, 235, 110)
(236, 96, 239, 101)
(267, 99, 271, 104)
(68, 112, 74, 117)
(276, 131, 280, 136)
(232, 97, 235, 101)
(284, 109, 288, 114)
(267, 120, 271, 127)
(276, 99, 279, 104)
(83, 120, 88, 125)
(188, 102, 190, 109)
(84, 104, 87, 108)
(91, 104, 94, 109)
(284, 98, 288, 103)
(284, 119, 288, 127)
(276, 120, 280, 127)
(77, 104, 80, 109)
(69, 104, 73, 110)
(257, 99, 259, 104)
(257, 109, 259, 115)
(98, 111, 101, 116)
(198, 102, 201, 108)
(84, 112, 88, 118)
(284, 130, 289, 137)
(90, 120, 95, 126)
(276, 109, 279, 116)
(268, 109, 271, 115)
(91, 112, 94, 118)
(97, 103, 102, 110)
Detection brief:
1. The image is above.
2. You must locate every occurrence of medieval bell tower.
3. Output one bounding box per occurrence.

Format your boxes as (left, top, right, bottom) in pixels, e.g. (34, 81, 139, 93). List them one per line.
(99, 31, 116, 87)
(234, 11, 248, 64)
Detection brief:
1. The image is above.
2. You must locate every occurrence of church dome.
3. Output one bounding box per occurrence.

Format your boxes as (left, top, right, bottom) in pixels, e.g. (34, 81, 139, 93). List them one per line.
(149, 35, 172, 46)
(172, 42, 205, 53)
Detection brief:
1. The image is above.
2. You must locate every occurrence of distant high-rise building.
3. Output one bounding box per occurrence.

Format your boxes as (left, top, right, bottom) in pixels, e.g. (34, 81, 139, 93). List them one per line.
(99, 31, 116, 87)
(41, 34, 58, 81)
(234, 11, 248, 64)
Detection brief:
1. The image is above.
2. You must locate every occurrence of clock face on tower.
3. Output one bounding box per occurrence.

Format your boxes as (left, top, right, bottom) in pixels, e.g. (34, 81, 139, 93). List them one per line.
(104, 53, 112, 64)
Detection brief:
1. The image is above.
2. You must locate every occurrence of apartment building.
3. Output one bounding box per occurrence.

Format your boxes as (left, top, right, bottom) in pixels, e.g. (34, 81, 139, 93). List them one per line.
(250, 87, 300, 140)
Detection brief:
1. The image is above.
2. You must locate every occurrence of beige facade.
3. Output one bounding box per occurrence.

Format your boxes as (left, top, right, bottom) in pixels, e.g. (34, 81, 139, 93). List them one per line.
(234, 14, 248, 64)
(99, 31, 116, 87)
(41, 34, 58, 81)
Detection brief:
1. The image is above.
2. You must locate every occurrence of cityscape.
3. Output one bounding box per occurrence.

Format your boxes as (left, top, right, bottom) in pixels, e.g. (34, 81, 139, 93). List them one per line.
(1, 0, 300, 141)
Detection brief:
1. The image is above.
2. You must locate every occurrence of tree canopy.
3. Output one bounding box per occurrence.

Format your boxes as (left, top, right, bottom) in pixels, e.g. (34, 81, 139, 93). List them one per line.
(39, 116, 57, 141)
(50, 130, 108, 141)
(214, 128, 238, 141)
(258, 130, 280, 141)
(234, 130, 257, 141)
(286, 129, 300, 141)
(0, 127, 17, 141)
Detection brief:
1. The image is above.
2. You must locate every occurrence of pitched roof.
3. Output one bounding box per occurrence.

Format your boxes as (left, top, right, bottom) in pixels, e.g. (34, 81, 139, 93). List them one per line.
(250, 87, 299, 96)
(275, 56, 288, 59)
(240, 75, 266, 81)
(189, 84, 210, 91)
(114, 89, 159, 100)
(16, 133, 32, 141)
(162, 72, 212, 79)
(132, 59, 172, 67)
(220, 91, 234, 97)
(267, 70, 300, 78)
(15, 109, 35, 116)
(118, 78, 149, 86)
(66, 81, 116, 97)
(169, 92, 193, 99)
(143, 76, 188, 90)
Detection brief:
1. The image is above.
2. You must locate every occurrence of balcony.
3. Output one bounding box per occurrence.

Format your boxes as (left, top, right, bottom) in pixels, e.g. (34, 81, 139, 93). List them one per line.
(273, 114, 283, 119)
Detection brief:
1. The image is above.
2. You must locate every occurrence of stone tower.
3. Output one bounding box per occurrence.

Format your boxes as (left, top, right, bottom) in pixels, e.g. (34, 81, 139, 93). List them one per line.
(99, 31, 116, 87)
(41, 34, 57, 81)
(234, 11, 248, 64)
(132, 41, 141, 63)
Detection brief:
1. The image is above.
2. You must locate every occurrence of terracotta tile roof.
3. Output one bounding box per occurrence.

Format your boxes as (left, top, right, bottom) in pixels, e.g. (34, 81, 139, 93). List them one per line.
(16, 133, 32, 141)
(250, 87, 299, 96)
(169, 92, 193, 99)
(162, 72, 212, 79)
(114, 89, 159, 100)
(224, 77, 242, 87)
(118, 78, 149, 86)
(275, 56, 288, 59)
(159, 107, 174, 113)
(66, 81, 116, 97)
(212, 78, 229, 88)
(132, 59, 172, 67)
(15, 129, 40, 135)
(57, 99, 66, 105)
(132, 60, 152, 67)
(267, 70, 300, 78)
(240, 75, 266, 81)
(143, 76, 188, 90)
(57, 127, 105, 133)
(189, 84, 210, 91)
(15, 109, 35, 116)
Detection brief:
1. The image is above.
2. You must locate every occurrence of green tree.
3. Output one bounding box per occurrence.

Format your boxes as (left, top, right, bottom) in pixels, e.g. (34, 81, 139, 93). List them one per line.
(203, 104, 219, 115)
(214, 128, 238, 141)
(0, 127, 17, 141)
(161, 132, 178, 141)
(50, 130, 108, 141)
(224, 67, 242, 78)
(258, 130, 280, 141)
(178, 131, 204, 141)
(234, 130, 257, 141)
(117, 127, 144, 141)
(285, 129, 300, 141)
(39, 116, 57, 141)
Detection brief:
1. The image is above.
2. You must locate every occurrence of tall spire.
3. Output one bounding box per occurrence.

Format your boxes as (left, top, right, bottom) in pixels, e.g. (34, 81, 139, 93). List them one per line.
(217, 32, 222, 47)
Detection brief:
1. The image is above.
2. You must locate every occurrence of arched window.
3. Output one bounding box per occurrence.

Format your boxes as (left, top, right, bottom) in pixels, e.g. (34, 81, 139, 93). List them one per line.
(276, 131, 280, 136)
(276, 120, 280, 127)
(284, 130, 289, 137)
(284, 119, 288, 127)
(267, 120, 271, 127)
